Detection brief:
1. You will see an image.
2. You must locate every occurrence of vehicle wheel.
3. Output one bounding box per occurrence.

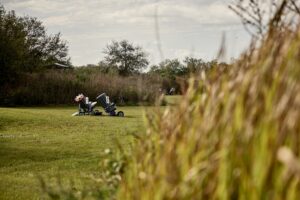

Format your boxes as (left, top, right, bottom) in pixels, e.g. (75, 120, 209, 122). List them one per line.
(117, 111, 124, 117)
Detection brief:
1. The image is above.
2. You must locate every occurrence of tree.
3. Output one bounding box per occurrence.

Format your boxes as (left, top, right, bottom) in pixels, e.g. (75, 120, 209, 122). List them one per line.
(0, 7, 22, 83)
(149, 59, 187, 92)
(150, 59, 187, 78)
(184, 57, 208, 73)
(103, 40, 149, 76)
(21, 17, 70, 70)
(0, 5, 70, 84)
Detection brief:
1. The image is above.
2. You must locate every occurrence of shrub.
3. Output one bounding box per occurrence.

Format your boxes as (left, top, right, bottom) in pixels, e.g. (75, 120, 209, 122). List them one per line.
(0, 69, 161, 106)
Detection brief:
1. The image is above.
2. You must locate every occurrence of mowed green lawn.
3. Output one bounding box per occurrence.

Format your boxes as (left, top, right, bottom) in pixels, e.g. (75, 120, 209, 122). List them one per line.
(0, 106, 146, 200)
(164, 95, 181, 105)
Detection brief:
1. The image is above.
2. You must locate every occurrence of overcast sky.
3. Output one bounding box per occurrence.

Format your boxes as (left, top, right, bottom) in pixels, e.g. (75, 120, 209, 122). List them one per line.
(1, 0, 251, 66)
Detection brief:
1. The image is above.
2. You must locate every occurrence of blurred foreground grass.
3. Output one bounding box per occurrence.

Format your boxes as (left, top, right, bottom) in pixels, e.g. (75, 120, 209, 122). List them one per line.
(118, 27, 300, 199)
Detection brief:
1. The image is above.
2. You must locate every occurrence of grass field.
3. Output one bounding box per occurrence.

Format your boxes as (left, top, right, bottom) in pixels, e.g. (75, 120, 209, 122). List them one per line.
(0, 106, 146, 200)
(163, 95, 181, 105)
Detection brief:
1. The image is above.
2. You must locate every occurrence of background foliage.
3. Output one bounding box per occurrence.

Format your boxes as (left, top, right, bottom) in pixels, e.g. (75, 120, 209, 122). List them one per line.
(0, 5, 70, 86)
(0, 68, 161, 106)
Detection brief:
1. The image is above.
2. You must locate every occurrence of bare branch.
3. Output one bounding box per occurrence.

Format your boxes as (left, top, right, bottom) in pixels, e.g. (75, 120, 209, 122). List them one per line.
(230, 0, 300, 39)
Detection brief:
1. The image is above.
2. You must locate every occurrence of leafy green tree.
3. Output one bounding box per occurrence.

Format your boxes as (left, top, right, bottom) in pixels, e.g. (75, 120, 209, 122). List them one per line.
(184, 57, 206, 73)
(149, 59, 187, 78)
(103, 40, 149, 76)
(20, 17, 70, 71)
(149, 59, 188, 94)
(0, 5, 70, 84)
(0, 7, 25, 83)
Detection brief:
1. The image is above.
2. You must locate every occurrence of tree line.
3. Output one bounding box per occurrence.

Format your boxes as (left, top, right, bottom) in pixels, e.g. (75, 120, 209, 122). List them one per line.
(0, 4, 229, 105)
(85, 39, 230, 94)
(0, 4, 228, 79)
(88, 39, 229, 78)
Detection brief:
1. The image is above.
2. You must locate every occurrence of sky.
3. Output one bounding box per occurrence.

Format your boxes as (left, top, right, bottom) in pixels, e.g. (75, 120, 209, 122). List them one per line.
(1, 0, 251, 66)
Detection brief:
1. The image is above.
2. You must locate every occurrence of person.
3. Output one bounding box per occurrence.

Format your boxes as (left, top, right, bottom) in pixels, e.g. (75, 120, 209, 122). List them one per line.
(74, 93, 85, 102)
(169, 87, 175, 95)
(74, 93, 96, 113)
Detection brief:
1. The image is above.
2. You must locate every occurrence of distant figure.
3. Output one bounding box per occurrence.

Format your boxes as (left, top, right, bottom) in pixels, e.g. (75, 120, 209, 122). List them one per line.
(74, 93, 96, 113)
(169, 87, 175, 95)
(74, 93, 85, 103)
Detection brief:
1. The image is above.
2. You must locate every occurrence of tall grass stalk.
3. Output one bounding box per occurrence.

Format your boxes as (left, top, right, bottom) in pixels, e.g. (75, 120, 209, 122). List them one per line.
(117, 28, 300, 199)
(1, 70, 161, 106)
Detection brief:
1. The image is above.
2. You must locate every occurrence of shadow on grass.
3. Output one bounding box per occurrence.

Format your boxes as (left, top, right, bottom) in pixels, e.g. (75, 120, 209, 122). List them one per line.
(73, 115, 136, 119)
